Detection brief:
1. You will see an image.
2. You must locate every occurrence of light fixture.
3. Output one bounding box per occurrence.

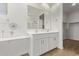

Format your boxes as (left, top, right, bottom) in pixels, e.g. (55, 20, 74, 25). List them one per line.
(42, 3, 49, 9)
(72, 3, 76, 6)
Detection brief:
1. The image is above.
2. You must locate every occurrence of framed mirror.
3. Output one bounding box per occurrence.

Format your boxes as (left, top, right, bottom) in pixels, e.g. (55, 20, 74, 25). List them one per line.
(27, 5, 45, 30)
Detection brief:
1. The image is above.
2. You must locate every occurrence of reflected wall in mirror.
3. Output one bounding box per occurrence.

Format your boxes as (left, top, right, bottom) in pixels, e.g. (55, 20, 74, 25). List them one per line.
(27, 5, 44, 29)
(0, 3, 7, 15)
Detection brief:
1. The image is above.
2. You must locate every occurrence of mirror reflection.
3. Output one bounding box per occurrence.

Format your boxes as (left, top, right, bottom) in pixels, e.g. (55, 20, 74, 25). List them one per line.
(27, 5, 45, 29)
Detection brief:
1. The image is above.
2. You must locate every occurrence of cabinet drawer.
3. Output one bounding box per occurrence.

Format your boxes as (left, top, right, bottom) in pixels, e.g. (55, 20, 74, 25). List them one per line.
(33, 32, 58, 39)
(47, 33, 58, 37)
(33, 33, 48, 39)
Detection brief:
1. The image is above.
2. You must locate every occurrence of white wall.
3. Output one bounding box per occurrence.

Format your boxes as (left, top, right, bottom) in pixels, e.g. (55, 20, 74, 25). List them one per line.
(68, 10, 79, 41)
(63, 9, 79, 41)
(68, 10, 79, 23)
(63, 13, 67, 39)
(0, 3, 27, 38)
(69, 23, 79, 41)
(8, 3, 27, 37)
(0, 15, 8, 38)
(51, 4, 63, 49)
(57, 4, 63, 49)
(44, 10, 51, 30)
(63, 13, 70, 39)
(45, 4, 62, 32)
(63, 13, 67, 23)
(45, 4, 63, 49)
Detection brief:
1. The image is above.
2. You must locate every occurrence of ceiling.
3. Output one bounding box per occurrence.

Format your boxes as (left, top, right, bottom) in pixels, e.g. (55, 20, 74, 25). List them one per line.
(28, 3, 56, 9)
(63, 3, 79, 14)
(47, 3, 55, 7)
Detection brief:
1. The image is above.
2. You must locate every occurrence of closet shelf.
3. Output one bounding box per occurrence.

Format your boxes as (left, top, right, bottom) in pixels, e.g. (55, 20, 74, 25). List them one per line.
(69, 22, 79, 24)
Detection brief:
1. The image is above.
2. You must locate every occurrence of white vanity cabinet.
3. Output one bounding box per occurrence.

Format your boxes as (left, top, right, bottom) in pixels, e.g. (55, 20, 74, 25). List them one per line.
(32, 38, 41, 56)
(48, 37, 57, 51)
(40, 38, 48, 55)
(30, 32, 58, 56)
(0, 37, 30, 56)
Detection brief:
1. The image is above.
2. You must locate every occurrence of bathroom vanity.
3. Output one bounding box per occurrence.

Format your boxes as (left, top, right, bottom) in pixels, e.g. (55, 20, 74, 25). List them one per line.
(27, 5, 59, 56)
(0, 36, 30, 56)
(29, 31, 58, 56)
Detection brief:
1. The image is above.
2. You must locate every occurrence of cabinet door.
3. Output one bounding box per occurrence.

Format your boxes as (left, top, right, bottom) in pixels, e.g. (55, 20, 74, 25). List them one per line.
(48, 37, 57, 51)
(41, 38, 48, 55)
(6, 38, 30, 56)
(0, 41, 10, 56)
(33, 39, 41, 56)
(52, 37, 57, 48)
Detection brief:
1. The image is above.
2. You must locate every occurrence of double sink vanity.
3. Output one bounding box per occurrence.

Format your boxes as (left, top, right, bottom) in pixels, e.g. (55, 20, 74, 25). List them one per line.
(29, 31, 58, 56)
(26, 4, 60, 56)
(0, 30, 58, 56)
(27, 5, 59, 56)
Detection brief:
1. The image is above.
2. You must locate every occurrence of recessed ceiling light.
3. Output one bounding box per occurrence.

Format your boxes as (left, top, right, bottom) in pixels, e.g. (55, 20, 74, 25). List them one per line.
(72, 3, 76, 6)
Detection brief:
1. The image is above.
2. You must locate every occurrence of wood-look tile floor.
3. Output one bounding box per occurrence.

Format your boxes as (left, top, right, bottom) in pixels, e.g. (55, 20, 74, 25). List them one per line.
(42, 39, 79, 56)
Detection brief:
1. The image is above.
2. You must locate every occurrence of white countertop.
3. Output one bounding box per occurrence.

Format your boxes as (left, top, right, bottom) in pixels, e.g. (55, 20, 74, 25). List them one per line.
(0, 30, 59, 41)
(27, 31, 59, 35)
(0, 36, 30, 41)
